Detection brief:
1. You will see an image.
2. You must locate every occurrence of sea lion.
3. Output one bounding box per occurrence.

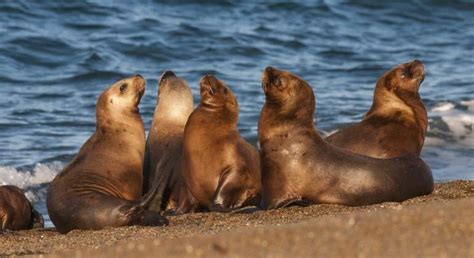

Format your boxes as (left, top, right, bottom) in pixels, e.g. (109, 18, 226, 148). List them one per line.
(259, 67, 434, 209)
(47, 75, 168, 234)
(0, 185, 43, 231)
(181, 75, 261, 212)
(143, 71, 194, 212)
(325, 60, 428, 158)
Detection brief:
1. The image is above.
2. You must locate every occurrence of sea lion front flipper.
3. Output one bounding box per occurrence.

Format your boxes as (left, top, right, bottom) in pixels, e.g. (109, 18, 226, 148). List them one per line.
(1, 208, 13, 230)
(209, 166, 252, 212)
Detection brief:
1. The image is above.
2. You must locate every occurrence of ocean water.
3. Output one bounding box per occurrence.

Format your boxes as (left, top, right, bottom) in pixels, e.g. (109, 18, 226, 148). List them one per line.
(0, 1, 472, 227)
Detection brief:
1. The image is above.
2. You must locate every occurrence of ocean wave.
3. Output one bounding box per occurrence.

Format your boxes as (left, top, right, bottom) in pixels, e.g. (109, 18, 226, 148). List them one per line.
(0, 162, 61, 188)
(0, 162, 62, 202)
(427, 101, 474, 147)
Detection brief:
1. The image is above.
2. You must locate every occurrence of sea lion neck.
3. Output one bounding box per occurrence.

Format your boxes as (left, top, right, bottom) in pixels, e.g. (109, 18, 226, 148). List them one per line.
(367, 82, 426, 129)
(394, 88, 428, 134)
(95, 104, 145, 138)
(153, 92, 194, 126)
(259, 102, 320, 142)
(197, 103, 238, 127)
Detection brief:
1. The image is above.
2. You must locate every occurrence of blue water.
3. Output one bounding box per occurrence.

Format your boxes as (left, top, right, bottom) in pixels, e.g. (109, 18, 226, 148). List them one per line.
(0, 1, 473, 227)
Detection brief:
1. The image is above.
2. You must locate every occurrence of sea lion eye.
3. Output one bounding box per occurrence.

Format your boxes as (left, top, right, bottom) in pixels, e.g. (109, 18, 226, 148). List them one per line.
(223, 88, 228, 94)
(401, 68, 410, 79)
(119, 83, 128, 93)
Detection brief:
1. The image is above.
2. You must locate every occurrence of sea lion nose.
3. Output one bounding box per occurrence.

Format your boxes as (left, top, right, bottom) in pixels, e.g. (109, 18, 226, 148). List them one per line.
(200, 75, 218, 94)
(412, 59, 422, 65)
(202, 74, 219, 86)
(265, 66, 275, 74)
(133, 74, 146, 91)
(409, 60, 425, 75)
(161, 70, 176, 80)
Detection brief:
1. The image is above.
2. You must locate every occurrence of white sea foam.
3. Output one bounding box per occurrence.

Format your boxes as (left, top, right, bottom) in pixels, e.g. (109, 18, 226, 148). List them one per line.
(461, 100, 474, 111)
(429, 101, 474, 147)
(0, 162, 62, 202)
(432, 102, 455, 112)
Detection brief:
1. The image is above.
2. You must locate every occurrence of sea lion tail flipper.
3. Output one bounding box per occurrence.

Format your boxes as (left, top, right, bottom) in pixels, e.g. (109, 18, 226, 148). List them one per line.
(142, 143, 151, 195)
(137, 154, 174, 211)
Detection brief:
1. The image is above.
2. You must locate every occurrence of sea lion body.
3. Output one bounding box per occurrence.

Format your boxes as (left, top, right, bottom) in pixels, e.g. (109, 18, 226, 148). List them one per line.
(143, 71, 194, 212)
(181, 75, 261, 212)
(326, 60, 428, 158)
(47, 75, 168, 234)
(259, 67, 434, 209)
(0, 185, 43, 230)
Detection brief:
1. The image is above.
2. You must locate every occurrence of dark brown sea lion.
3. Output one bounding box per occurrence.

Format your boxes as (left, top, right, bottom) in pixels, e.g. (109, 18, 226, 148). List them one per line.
(181, 75, 261, 212)
(259, 67, 434, 209)
(326, 60, 428, 158)
(143, 71, 194, 212)
(0, 185, 43, 231)
(47, 75, 168, 234)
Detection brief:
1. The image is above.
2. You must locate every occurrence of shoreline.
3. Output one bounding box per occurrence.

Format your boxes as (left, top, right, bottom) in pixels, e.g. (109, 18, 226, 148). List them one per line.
(1, 180, 473, 257)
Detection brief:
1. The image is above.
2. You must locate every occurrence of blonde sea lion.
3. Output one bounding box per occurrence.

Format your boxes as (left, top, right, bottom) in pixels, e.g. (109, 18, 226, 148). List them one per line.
(47, 75, 168, 234)
(143, 71, 194, 212)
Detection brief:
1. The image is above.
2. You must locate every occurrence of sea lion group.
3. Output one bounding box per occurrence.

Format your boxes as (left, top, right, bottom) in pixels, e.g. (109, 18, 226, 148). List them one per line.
(1, 60, 434, 234)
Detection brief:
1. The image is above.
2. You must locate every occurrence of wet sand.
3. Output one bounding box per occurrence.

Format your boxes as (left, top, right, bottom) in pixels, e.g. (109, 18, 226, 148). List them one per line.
(1, 180, 473, 257)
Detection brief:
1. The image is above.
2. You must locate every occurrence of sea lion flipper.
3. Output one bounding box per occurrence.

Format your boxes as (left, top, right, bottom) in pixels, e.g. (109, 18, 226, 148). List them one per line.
(142, 152, 174, 212)
(142, 143, 151, 195)
(175, 187, 202, 214)
(209, 166, 252, 212)
(1, 209, 12, 230)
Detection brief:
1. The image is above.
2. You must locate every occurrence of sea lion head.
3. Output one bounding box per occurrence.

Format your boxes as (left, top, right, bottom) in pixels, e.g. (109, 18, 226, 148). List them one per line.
(199, 74, 238, 113)
(158, 70, 192, 99)
(155, 70, 194, 121)
(377, 59, 425, 93)
(97, 74, 146, 120)
(369, 60, 427, 128)
(261, 66, 315, 121)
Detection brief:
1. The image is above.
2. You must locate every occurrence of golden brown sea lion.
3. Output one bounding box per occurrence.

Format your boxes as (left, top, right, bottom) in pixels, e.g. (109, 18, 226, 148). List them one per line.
(0, 185, 43, 231)
(143, 71, 194, 212)
(326, 60, 427, 158)
(180, 75, 261, 212)
(47, 75, 168, 234)
(259, 67, 433, 209)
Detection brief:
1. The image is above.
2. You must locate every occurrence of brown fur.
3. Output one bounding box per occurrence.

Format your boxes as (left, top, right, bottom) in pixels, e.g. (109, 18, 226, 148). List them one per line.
(326, 60, 428, 158)
(0, 185, 43, 230)
(180, 75, 261, 213)
(259, 67, 433, 209)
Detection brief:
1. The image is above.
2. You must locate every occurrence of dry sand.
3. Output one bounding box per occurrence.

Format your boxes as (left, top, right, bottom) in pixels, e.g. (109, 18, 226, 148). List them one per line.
(1, 180, 473, 257)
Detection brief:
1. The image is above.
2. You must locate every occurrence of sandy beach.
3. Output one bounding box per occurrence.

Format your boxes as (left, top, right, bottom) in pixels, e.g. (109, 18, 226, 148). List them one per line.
(0, 180, 472, 257)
